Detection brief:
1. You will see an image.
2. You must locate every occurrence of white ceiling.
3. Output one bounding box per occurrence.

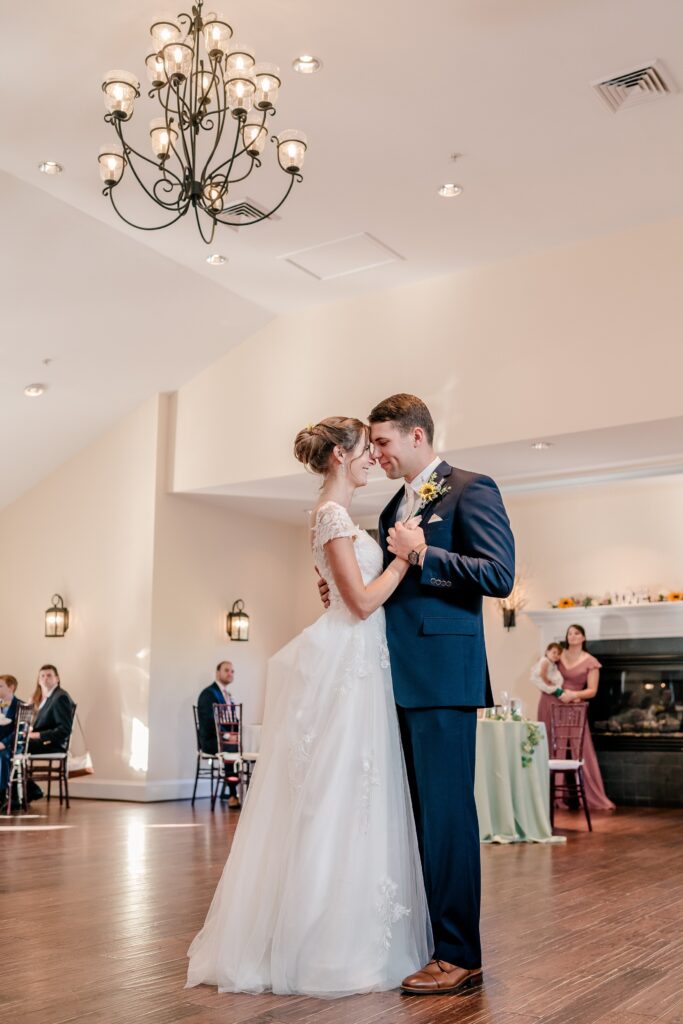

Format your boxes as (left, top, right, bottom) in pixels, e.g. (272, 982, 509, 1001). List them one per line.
(3, 0, 683, 508)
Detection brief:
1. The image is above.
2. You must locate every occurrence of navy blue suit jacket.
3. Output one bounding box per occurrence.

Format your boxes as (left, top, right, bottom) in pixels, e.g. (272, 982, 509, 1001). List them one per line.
(379, 462, 515, 708)
(197, 682, 227, 755)
(0, 696, 20, 747)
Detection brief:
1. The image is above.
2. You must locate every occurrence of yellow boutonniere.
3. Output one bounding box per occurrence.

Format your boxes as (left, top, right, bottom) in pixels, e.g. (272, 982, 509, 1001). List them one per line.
(416, 472, 451, 510)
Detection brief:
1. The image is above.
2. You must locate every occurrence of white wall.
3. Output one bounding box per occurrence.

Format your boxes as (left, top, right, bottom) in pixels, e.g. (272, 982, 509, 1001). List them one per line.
(0, 398, 159, 788)
(171, 215, 683, 493)
(146, 492, 312, 793)
(0, 394, 314, 800)
(483, 473, 683, 715)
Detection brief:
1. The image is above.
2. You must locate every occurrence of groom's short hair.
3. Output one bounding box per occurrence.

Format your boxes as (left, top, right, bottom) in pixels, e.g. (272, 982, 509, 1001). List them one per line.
(368, 394, 434, 444)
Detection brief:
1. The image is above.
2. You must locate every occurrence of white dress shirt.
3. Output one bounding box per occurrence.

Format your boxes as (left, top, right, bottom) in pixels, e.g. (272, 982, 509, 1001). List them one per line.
(217, 683, 233, 705)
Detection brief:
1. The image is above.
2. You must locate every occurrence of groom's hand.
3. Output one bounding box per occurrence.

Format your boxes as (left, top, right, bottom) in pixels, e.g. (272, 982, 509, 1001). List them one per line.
(316, 567, 331, 608)
(387, 521, 426, 561)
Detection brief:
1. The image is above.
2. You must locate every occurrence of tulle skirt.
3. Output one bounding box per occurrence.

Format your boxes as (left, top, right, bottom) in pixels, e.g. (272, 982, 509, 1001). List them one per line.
(187, 606, 432, 997)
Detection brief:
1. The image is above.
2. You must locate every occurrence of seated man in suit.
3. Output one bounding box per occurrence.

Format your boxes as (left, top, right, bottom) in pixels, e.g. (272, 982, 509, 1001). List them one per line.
(0, 674, 21, 803)
(197, 661, 240, 807)
(28, 664, 75, 754)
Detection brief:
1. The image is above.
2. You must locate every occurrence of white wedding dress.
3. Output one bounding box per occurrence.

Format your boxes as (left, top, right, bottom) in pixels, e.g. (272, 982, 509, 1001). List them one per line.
(186, 501, 431, 997)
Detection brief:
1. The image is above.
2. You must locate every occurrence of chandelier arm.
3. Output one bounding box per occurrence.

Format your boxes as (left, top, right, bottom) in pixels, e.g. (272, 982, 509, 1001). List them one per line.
(208, 112, 256, 180)
(188, 41, 201, 175)
(199, 70, 232, 182)
(177, 10, 194, 34)
(211, 173, 299, 227)
(158, 78, 181, 121)
(214, 158, 258, 187)
(212, 108, 269, 174)
(194, 203, 217, 245)
(165, 77, 195, 174)
(107, 187, 191, 231)
(114, 124, 186, 210)
(113, 118, 176, 177)
(127, 159, 184, 210)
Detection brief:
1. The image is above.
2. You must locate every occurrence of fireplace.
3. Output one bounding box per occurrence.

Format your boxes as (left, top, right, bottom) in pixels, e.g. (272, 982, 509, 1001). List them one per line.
(589, 638, 683, 743)
(527, 605, 683, 807)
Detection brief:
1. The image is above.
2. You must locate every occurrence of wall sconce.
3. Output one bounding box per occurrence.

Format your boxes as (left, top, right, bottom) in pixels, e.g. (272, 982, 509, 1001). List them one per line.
(45, 594, 69, 637)
(226, 599, 250, 641)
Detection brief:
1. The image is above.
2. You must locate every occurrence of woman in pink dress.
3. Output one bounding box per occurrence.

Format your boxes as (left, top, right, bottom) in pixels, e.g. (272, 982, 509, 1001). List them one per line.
(537, 624, 615, 811)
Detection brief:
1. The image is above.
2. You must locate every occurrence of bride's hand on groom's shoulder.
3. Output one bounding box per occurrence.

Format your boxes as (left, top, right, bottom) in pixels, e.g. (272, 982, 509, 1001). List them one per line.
(316, 567, 331, 608)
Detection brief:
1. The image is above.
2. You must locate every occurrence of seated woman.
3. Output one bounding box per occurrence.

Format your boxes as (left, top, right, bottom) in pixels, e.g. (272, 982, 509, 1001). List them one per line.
(28, 664, 75, 754)
(537, 624, 614, 811)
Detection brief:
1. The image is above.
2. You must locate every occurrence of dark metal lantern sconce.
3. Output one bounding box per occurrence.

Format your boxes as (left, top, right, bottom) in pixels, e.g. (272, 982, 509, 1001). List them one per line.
(45, 594, 70, 637)
(226, 599, 249, 641)
(503, 608, 516, 631)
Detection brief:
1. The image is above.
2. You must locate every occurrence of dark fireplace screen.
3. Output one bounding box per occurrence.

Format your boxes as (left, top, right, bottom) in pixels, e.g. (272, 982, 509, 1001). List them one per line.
(589, 638, 683, 741)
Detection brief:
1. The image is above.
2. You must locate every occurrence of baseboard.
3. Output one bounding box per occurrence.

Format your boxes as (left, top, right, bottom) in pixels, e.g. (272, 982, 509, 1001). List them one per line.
(68, 777, 214, 803)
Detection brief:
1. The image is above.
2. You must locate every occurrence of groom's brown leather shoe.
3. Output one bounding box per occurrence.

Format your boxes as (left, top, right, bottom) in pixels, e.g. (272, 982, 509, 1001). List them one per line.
(401, 959, 483, 995)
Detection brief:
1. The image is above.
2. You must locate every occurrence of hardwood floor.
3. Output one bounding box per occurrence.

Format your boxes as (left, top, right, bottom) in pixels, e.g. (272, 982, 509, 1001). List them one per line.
(2, 799, 682, 1024)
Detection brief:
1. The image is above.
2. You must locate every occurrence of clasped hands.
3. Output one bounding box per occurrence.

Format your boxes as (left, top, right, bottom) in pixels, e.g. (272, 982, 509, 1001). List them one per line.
(316, 517, 425, 609)
(386, 517, 425, 561)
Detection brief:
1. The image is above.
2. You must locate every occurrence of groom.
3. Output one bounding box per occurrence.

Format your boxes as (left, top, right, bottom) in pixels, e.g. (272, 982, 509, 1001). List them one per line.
(362, 394, 513, 993)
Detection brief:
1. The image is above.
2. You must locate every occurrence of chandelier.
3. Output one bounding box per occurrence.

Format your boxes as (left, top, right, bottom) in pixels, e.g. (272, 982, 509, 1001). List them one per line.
(98, 2, 308, 243)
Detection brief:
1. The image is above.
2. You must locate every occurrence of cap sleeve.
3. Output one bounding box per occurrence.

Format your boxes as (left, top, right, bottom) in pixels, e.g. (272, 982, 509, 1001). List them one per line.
(587, 654, 602, 670)
(314, 502, 357, 548)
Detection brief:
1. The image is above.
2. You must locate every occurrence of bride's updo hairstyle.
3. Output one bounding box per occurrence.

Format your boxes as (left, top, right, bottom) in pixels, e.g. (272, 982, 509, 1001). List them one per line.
(294, 417, 367, 476)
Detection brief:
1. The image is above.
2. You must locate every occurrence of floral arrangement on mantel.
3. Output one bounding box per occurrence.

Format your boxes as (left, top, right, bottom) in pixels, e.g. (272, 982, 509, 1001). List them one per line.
(550, 589, 683, 609)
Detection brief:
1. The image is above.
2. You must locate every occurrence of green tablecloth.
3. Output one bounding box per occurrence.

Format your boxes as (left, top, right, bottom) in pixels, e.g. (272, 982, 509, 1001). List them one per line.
(475, 719, 566, 844)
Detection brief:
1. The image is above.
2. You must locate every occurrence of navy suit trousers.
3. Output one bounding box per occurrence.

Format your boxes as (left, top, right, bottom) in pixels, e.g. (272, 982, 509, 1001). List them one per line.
(397, 706, 481, 969)
(0, 748, 10, 794)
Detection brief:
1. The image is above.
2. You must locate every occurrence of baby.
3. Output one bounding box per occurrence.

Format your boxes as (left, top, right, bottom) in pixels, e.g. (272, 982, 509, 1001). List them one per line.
(530, 642, 565, 697)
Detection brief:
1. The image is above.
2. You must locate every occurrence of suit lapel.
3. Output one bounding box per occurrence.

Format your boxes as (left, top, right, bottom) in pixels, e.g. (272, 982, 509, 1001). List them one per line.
(379, 485, 404, 544)
(211, 683, 226, 704)
(416, 461, 453, 522)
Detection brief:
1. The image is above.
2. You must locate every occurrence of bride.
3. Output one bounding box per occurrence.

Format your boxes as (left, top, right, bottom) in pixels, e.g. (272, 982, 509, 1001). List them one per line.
(186, 416, 432, 998)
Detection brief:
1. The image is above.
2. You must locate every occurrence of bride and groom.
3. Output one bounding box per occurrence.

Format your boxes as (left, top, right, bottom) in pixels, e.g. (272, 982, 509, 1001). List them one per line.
(187, 393, 515, 998)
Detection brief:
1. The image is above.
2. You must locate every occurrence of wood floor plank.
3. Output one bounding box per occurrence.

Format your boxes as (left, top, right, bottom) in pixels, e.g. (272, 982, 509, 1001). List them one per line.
(2, 801, 682, 1024)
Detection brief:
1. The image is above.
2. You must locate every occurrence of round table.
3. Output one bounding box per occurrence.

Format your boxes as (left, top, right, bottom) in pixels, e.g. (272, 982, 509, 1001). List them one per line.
(475, 719, 565, 844)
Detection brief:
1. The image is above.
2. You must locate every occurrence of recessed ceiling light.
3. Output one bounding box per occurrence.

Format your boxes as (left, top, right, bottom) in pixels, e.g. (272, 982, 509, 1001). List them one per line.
(38, 161, 62, 175)
(530, 441, 553, 450)
(206, 253, 227, 265)
(24, 383, 47, 397)
(292, 55, 322, 74)
(438, 183, 463, 198)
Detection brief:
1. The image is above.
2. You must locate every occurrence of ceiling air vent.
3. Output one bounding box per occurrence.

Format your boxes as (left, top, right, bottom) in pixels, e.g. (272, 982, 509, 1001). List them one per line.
(593, 60, 677, 113)
(221, 197, 281, 230)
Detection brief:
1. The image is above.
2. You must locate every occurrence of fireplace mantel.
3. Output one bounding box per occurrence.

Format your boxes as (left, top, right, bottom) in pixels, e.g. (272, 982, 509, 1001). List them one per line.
(527, 603, 683, 646)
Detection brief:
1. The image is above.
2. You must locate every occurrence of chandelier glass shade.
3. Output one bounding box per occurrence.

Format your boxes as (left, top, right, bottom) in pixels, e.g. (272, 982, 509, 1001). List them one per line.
(99, 2, 307, 243)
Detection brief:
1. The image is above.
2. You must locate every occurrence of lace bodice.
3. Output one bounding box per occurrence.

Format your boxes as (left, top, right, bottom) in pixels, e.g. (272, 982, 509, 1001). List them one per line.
(312, 501, 383, 610)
